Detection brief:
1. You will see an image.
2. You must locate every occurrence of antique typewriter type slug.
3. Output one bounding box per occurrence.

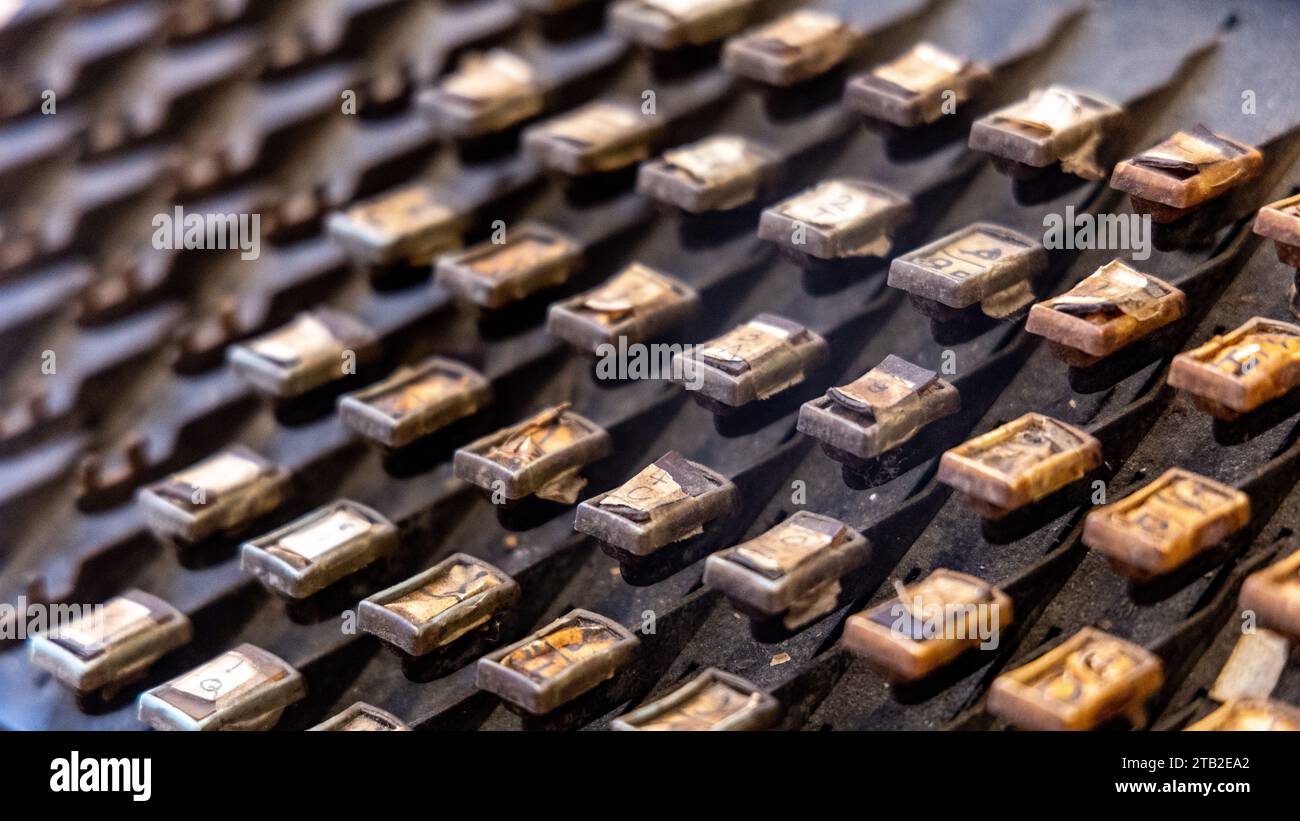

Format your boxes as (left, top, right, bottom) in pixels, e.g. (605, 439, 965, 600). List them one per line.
(1167, 317, 1300, 419)
(138, 644, 305, 731)
(704, 511, 869, 630)
(1082, 468, 1249, 580)
(673, 314, 829, 412)
(28, 590, 192, 696)
(1110, 126, 1263, 224)
(1027, 260, 1186, 366)
(846, 42, 991, 128)
(310, 702, 410, 731)
(844, 570, 1013, 682)
(988, 628, 1163, 731)
(889, 223, 1047, 321)
(723, 10, 860, 87)
(799, 354, 960, 466)
(612, 668, 781, 731)
(575, 451, 736, 557)
(454, 404, 611, 504)
(759, 179, 912, 266)
(360, 554, 520, 657)
(476, 609, 639, 716)
(938, 414, 1102, 519)
(970, 85, 1123, 180)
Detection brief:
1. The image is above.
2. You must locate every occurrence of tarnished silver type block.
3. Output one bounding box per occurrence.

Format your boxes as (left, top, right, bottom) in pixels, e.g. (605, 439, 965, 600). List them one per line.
(138, 447, 292, 543)
(672, 314, 829, 409)
(138, 644, 305, 731)
(454, 404, 610, 504)
(28, 590, 192, 694)
(704, 511, 869, 629)
(612, 668, 781, 730)
(574, 451, 736, 556)
(798, 354, 960, 461)
(240, 500, 399, 599)
(360, 553, 520, 656)
(476, 609, 639, 715)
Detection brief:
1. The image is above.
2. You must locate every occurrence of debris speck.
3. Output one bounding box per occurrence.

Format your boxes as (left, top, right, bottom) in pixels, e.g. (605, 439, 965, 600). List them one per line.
(770, 652, 791, 666)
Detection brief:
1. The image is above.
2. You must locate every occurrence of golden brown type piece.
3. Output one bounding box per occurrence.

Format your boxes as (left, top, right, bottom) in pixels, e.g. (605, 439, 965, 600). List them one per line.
(1240, 549, 1300, 640)
(1254, 193, 1300, 268)
(1167, 317, 1300, 419)
(843, 569, 1012, 682)
(1026, 260, 1186, 366)
(938, 413, 1102, 518)
(1185, 698, 1300, 731)
(1083, 468, 1249, 579)
(1110, 126, 1262, 223)
(988, 628, 1163, 731)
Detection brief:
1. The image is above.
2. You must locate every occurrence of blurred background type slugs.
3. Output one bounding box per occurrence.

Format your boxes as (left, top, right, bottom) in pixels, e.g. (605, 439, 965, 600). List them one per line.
(3, 0, 1300, 731)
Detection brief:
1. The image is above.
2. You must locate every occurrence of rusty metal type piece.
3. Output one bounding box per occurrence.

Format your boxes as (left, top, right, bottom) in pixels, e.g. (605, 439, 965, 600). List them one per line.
(476, 609, 639, 715)
(1168, 316, 1300, 419)
(844, 569, 1013, 681)
(575, 451, 736, 556)
(1027, 260, 1186, 365)
(988, 627, 1163, 731)
(938, 413, 1102, 518)
(1111, 126, 1262, 223)
(454, 404, 611, 503)
(1083, 468, 1249, 578)
(360, 553, 520, 656)
(798, 354, 960, 461)
(846, 42, 991, 127)
(612, 668, 781, 730)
